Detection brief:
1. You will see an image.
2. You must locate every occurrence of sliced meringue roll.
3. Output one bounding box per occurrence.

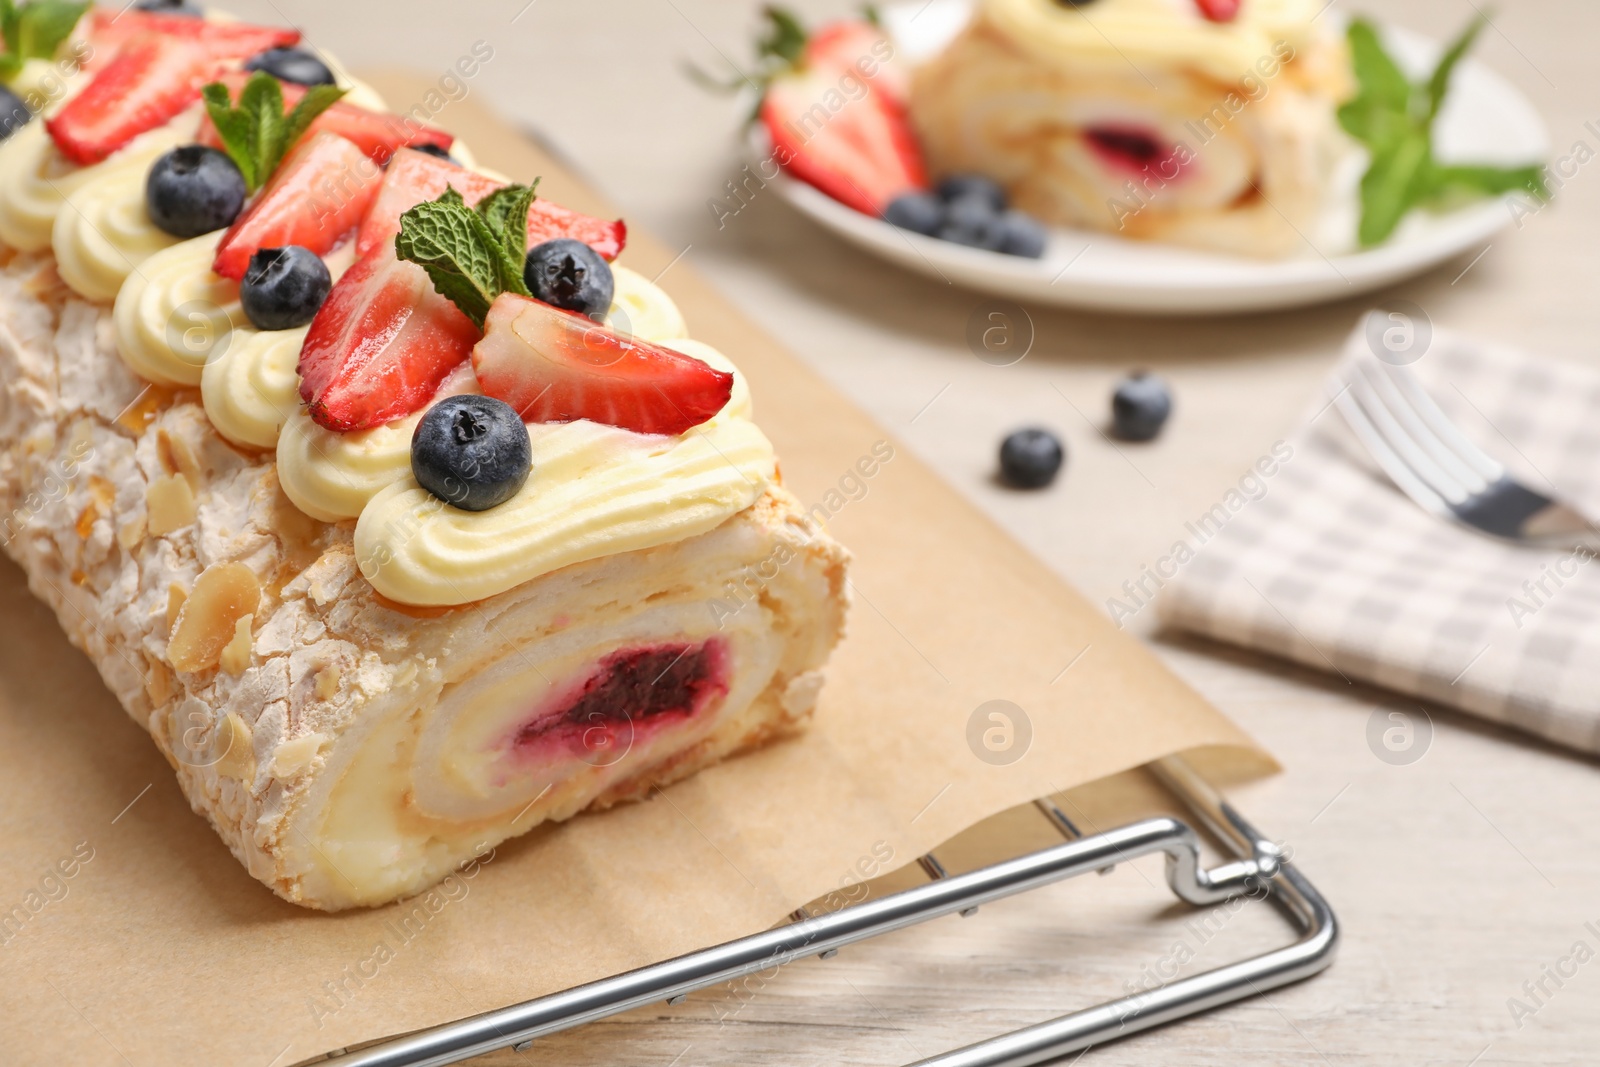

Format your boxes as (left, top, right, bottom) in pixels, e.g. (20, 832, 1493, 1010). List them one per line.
(909, 0, 1352, 257)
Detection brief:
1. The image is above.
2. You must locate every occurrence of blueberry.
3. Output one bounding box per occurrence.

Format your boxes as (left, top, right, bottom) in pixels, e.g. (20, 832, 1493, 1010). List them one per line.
(936, 174, 1007, 212)
(240, 246, 332, 331)
(412, 396, 532, 512)
(0, 86, 30, 143)
(999, 428, 1064, 489)
(884, 191, 944, 236)
(244, 47, 336, 87)
(998, 210, 1048, 258)
(134, 0, 204, 13)
(146, 146, 247, 238)
(938, 194, 1007, 251)
(523, 238, 615, 320)
(1111, 372, 1173, 441)
(409, 143, 456, 162)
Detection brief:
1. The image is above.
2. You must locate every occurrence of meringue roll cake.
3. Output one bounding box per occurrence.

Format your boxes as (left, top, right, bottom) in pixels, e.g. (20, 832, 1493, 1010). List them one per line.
(910, 0, 1351, 257)
(0, 11, 847, 909)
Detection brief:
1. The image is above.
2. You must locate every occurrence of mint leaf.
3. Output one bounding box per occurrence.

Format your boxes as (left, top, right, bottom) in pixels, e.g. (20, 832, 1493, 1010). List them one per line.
(396, 186, 536, 327)
(15, 1, 88, 61)
(202, 81, 259, 188)
(1343, 14, 1548, 248)
(1426, 13, 1486, 121)
(1428, 163, 1548, 201)
(1359, 134, 1433, 247)
(396, 189, 510, 328)
(475, 182, 537, 264)
(1346, 19, 1411, 120)
(0, 0, 87, 74)
(238, 73, 284, 182)
(279, 83, 345, 163)
(201, 72, 347, 193)
(0, 1, 19, 59)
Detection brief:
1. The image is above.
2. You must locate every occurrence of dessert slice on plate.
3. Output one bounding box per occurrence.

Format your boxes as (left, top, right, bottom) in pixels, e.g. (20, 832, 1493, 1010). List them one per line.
(0, 10, 848, 909)
(907, 0, 1354, 257)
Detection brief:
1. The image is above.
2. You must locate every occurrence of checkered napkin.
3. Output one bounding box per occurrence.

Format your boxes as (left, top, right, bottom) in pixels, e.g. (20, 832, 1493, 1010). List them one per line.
(1158, 318, 1600, 755)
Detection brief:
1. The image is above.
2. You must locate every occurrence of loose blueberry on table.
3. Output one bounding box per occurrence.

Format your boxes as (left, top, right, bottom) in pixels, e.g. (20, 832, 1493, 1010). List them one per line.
(411, 395, 533, 512)
(886, 174, 1048, 259)
(1111, 372, 1173, 442)
(239, 246, 333, 331)
(244, 47, 336, 87)
(145, 145, 247, 238)
(523, 238, 616, 321)
(999, 428, 1065, 489)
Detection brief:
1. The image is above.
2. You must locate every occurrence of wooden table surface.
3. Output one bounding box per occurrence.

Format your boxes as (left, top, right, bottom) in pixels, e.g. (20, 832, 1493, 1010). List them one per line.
(234, 1, 1600, 1062)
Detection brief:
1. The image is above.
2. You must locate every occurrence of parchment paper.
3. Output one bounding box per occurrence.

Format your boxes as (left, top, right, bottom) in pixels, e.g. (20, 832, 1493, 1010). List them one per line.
(0, 75, 1273, 1066)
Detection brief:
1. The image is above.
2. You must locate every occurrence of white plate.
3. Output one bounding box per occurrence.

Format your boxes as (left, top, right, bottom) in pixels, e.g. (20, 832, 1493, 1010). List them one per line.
(754, 1, 1550, 315)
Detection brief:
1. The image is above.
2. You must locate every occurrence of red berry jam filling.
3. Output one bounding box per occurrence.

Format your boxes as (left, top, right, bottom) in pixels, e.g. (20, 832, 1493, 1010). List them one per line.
(1084, 125, 1188, 180)
(511, 639, 729, 765)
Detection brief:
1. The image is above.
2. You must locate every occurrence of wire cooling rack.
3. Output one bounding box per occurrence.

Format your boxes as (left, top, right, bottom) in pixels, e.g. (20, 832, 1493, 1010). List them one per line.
(318, 755, 1337, 1067)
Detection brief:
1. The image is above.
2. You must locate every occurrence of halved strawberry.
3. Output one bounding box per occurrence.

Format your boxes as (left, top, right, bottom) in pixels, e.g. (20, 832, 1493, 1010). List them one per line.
(762, 65, 925, 216)
(356, 149, 505, 256)
(356, 148, 627, 261)
(197, 73, 454, 168)
(805, 20, 907, 106)
(1193, 0, 1241, 21)
(84, 10, 300, 65)
(526, 199, 627, 262)
(212, 131, 381, 280)
(47, 35, 215, 166)
(473, 293, 732, 436)
(298, 243, 481, 432)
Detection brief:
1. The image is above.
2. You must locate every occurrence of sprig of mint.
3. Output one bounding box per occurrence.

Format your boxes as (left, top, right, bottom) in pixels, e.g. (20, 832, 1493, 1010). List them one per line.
(1339, 15, 1547, 247)
(201, 72, 347, 193)
(0, 0, 90, 80)
(394, 184, 539, 328)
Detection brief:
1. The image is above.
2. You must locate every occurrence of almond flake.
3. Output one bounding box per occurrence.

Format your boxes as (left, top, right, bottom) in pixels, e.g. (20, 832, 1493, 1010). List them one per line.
(168, 563, 261, 673)
(218, 613, 254, 675)
(146, 473, 196, 536)
(313, 664, 341, 701)
(270, 732, 326, 780)
(213, 712, 256, 782)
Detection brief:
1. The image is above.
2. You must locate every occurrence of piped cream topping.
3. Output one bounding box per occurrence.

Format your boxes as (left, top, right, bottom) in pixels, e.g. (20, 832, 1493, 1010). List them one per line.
(113, 230, 243, 387)
(0, 116, 191, 253)
(353, 389, 774, 606)
(53, 157, 182, 303)
(201, 326, 306, 450)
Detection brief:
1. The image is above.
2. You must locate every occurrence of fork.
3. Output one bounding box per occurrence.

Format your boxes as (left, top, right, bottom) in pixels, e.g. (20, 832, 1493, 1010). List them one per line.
(1332, 353, 1600, 550)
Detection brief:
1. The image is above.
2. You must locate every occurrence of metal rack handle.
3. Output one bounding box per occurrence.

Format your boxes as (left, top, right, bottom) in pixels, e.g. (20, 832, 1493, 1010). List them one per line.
(323, 756, 1337, 1067)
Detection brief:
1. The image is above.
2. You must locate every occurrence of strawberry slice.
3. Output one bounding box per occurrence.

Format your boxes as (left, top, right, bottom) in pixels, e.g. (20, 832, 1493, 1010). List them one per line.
(84, 10, 300, 69)
(356, 148, 627, 261)
(355, 148, 505, 256)
(474, 293, 733, 436)
(526, 199, 627, 262)
(1193, 0, 1241, 21)
(47, 36, 215, 166)
(762, 66, 925, 216)
(212, 131, 381, 280)
(804, 20, 907, 106)
(298, 243, 481, 432)
(197, 73, 454, 168)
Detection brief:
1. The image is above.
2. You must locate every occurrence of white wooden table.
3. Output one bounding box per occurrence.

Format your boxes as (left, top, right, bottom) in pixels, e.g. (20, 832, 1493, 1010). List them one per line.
(228, 1, 1600, 1062)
